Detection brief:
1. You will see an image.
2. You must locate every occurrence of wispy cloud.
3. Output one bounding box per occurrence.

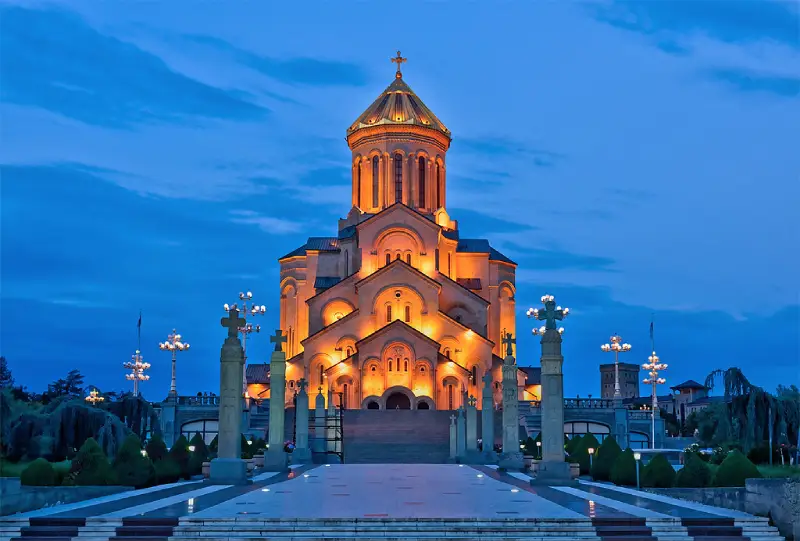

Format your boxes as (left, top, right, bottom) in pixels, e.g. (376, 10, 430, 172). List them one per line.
(704, 67, 800, 97)
(456, 137, 565, 167)
(0, 5, 268, 128)
(229, 210, 303, 234)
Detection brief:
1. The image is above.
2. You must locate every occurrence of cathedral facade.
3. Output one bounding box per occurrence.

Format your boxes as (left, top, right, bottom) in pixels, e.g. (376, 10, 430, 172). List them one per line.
(269, 55, 529, 410)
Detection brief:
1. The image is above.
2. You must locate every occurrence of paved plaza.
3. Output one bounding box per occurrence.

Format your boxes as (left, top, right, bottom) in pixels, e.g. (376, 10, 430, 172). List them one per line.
(0, 464, 783, 540)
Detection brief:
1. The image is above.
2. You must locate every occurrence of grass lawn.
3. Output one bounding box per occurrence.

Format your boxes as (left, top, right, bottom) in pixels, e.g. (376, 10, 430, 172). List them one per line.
(0, 458, 71, 478)
(757, 465, 800, 478)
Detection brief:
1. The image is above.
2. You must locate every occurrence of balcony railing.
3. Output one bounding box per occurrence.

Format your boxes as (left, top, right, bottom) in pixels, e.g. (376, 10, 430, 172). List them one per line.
(526, 398, 615, 410)
(177, 395, 220, 406)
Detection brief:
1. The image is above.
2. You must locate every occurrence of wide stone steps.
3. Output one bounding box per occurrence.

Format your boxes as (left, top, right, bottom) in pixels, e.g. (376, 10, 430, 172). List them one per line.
(342, 410, 451, 464)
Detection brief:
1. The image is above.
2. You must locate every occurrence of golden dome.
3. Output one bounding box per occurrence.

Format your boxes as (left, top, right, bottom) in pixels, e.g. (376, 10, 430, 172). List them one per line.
(347, 53, 450, 144)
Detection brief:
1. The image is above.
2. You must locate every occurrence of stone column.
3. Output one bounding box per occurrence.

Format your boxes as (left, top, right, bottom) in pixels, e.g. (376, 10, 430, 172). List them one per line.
(312, 386, 325, 453)
(535, 329, 571, 483)
(466, 395, 478, 452)
(481, 373, 496, 462)
(449, 414, 457, 460)
(292, 378, 312, 463)
(264, 336, 288, 471)
(614, 406, 629, 450)
(456, 407, 466, 460)
(210, 308, 248, 484)
(499, 353, 524, 471)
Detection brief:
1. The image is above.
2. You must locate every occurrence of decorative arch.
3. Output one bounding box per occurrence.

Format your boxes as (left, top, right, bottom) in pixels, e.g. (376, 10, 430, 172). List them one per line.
(280, 278, 300, 358)
(374, 226, 427, 259)
(361, 395, 382, 410)
(335, 335, 358, 359)
(498, 281, 516, 350)
(308, 353, 334, 392)
(321, 298, 356, 327)
(380, 385, 416, 410)
(372, 284, 428, 325)
(415, 396, 435, 410)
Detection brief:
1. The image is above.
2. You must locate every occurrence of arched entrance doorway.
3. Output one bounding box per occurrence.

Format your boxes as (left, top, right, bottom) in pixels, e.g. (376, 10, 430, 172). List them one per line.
(366, 400, 380, 410)
(386, 392, 411, 409)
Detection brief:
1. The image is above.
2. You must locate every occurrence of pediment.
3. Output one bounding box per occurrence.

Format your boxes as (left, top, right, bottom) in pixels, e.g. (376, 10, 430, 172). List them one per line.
(356, 319, 440, 350)
(355, 258, 440, 292)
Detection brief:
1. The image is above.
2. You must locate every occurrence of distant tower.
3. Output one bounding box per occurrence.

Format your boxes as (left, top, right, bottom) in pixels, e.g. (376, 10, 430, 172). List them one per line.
(600, 362, 640, 399)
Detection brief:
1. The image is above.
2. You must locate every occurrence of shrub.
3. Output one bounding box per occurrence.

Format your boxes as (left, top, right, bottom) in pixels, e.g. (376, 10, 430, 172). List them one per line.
(240, 434, 253, 459)
(591, 436, 621, 481)
(70, 438, 115, 486)
(522, 436, 536, 456)
(713, 450, 762, 487)
(641, 454, 676, 488)
(675, 452, 713, 488)
(610, 448, 639, 486)
(566, 435, 583, 456)
(251, 437, 267, 454)
(113, 435, 154, 488)
(187, 433, 209, 476)
(145, 434, 168, 462)
(571, 433, 599, 474)
(154, 457, 181, 484)
(169, 435, 191, 479)
(20, 458, 57, 486)
(209, 435, 218, 453)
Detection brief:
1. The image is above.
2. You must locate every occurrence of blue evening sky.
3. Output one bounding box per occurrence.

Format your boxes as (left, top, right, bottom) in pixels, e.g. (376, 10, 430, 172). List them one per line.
(1, 1, 798, 400)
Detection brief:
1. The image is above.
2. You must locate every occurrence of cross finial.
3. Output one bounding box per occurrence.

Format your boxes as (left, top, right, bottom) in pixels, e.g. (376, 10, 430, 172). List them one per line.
(390, 50, 407, 79)
(270, 329, 287, 352)
(298, 377, 308, 393)
(502, 329, 516, 357)
(468, 395, 477, 407)
(482, 372, 492, 388)
(221, 307, 246, 338)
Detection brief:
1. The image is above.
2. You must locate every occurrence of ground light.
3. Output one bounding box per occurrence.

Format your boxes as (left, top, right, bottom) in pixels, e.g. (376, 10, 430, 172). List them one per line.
(588, 447, 595, 470)
(634, 452, 642, 489)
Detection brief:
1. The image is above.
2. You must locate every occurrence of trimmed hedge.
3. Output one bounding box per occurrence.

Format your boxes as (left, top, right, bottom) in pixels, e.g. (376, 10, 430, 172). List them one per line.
(169, 435, 191, 480)
(187, 432, 209, 476)
(154, 457, 181, 484)
(113, 435, 154, 488)
(713, 450, 762, 487)
(641, 453, 675, 488)
(71, 438, 115, 486)
(610, 448, 639, 486)
(591, 436, 621, 481)
(566, 435, 583, 456)
(571, 433, 599, 475)
(240, 434, 253, 459)
(675, 452, 712, 488)
(20, 458, 57, 486)
(145, 434, 168, 462)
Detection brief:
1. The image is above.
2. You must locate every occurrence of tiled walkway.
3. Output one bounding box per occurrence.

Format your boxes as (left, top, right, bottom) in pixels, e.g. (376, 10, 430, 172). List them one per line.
(0, 464, 783, 540)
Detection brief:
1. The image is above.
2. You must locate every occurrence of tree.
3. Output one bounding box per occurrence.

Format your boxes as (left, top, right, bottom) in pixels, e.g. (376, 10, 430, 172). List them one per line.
(48, 369, 85, 398)
(570, 433, 599, 474)
(21, 458, 57, 486)
(70, 437, 115, 486)
(0, 357, 13, 388)
(713, 450, 762, 487)
(187, 432, 209, 476)
(169, 435, 191, 479)
(591, 436, 621, 481)
(609, 448, 639, 486)
(145, 434, 168, 462)
(675, 452, 712, 488)
(641, 454, 676, 488)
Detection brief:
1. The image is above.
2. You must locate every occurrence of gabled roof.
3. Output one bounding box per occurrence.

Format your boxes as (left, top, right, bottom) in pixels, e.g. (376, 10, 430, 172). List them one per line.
(671, 379, 709, 391)
(301, 309, 360, 345)
(436, 310, 493, 346)
(355, 319, 441, 349)
(457, 238, 516, 265)
(356, 202, 440, 233)
(279, 237, 340, 261)
(355, 258, 441, 291)
(436, 270, 489, 306)
(314, 276, 342, 290)
(246, 363, 270, 384)
(519, 366, 541, 385)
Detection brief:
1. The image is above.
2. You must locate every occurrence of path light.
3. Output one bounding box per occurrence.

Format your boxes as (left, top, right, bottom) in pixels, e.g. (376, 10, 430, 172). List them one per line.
(140, 449, 147, 457)
(634, 452, 642, 489)
(536, 440, 542, 460)
(188, 445, 195, 452)
(588, 447, 595, 470)
(601, 335, 632, 400)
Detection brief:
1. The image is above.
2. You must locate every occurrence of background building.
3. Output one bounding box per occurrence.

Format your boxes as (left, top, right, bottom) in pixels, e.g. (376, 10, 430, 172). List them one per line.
(599, 362, 640, 399)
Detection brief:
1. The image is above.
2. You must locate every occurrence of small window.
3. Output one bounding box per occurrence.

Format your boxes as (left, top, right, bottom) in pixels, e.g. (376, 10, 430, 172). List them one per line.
(346, 347, 353, 357)
(435, 249, 439, 271)
(436, 163, 441, 207)
(396, 358, 400, 371)
(404, 305, 410, 322)
(334, 312, 343, 320)
(406, 253, 411, 265)
(447, 253, 452, 275)
(404, 360, 408, 372)
(420, 366, 425, 373)
(356, 163, 361, 207)
(444, 348, 451, 359)
(394, 154, 403, 203)
(471, 366, 477, 382)
(318, 365, 324, 383)
(370, 365, 376, 372)
(372, 156, 379, 208)
(388, 360, 393, 372)
(290, 380, 295, 388)
(385, 253, 391, 266)
(386, 305, 392, 322)
(418, 156, 426, 207)
(344, 250, 349, 276)
(396, 253, 401, 260)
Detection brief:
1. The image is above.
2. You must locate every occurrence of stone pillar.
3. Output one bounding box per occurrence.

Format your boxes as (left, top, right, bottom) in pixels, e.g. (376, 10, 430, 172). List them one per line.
(456, 407, 466, 460)
(312, 386, 325, 453)
(263, 347, 288, 471)
(449, 414, 457, 460)
(614, 406, 629, 449)
(534, 330, 571, 483)
(159, 396, 178, 449)
(292, 378, 312, 463)
(481, 373, 496, 462)
(326, 390, 342, 462)
(499, 354, 524, 471)
(210, 309, 248, 484)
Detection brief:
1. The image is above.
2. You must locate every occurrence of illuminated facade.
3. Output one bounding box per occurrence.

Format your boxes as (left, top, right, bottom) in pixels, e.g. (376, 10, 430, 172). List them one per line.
(273, 55, 523, 410)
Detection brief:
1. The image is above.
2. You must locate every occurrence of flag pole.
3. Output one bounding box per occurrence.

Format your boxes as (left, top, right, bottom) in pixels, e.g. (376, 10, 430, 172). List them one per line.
(137, 310, 142, 351)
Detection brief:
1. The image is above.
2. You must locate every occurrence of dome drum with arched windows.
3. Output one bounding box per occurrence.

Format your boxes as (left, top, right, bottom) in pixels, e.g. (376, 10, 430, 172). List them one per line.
(261, 53, 521, 413)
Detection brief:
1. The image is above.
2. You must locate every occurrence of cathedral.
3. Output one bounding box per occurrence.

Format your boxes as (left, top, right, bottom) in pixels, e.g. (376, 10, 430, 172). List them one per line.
(247, 53, 541, 410)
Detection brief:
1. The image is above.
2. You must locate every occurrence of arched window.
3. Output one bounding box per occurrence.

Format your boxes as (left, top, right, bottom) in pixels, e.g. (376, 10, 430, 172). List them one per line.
(404, 359, 408, 372)
(435, 248, 439, 271)
(386, 305, 392, 322)
(420, 366, 425, 373)
(345, 347, 353, 357)
(385, 253, 391, 266)
(418, 157, 426, 207)
(448, 384, 454, 410)
(388, 359, 393, 372)
(471, 366, 477, 383)
(404, 305, 410, 323)
(372, 156, 379, 208)
(447, 253, 452, 275)
(344, 249, 349, 276)
(406, 253, 411, 265)
(318, 365, 324, 384)
(355, 162, 362, 207)
(444, 348, 451, 359)
(290, 380, 295, 388)
(396, 358, 400, 371)
(370, 365, 376, 372)
(394, 154, 403, 203)
(396, 253, 401, 260)
(343, 384, 348, 409)
(436, 162, 441, 208)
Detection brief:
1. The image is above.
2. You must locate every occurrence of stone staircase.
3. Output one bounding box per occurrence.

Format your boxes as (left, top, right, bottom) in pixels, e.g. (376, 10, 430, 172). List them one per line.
(342, 410, 451, 463)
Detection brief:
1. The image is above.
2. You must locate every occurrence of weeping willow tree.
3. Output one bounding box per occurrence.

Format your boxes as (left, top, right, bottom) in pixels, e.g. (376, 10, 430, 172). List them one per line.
(705, 368, 800, 455)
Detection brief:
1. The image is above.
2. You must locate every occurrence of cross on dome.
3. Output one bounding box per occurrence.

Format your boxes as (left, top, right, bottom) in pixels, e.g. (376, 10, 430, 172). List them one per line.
(390, 50, 407, 78)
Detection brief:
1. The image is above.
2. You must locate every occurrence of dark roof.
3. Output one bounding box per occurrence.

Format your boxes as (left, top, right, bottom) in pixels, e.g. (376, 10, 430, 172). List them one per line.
(279, 237, 340, 260)
(671, 379, 709, 391)
(456, 238, 516, 265)
(456, 278, 482, 290)
(600, 362, 641, 370)
(519, 366, 541, 385)
(689, 396, 726, 405)
(246, 363, 270, 384)
(441, 228, 459, 241)
(338, 225, 357, 240)
(314, 276, 342, 290)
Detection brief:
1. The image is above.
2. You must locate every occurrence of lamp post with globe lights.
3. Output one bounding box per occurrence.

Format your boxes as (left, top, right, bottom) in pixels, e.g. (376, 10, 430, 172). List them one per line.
(124, 350, 150, 396)
(160, 329, 190, 397)
(85, 388, 104, 407)
(224, 291, 266, 397)
(526, 294, 571, 483)
(642, 351, 667, 449)
(601, 335, 632, 402)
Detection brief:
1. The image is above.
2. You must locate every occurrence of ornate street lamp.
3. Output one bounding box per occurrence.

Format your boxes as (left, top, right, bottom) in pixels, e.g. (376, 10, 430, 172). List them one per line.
(85, 388, 104, 406)
(124, 350, 150, 396)
(601, 335, 632, 400)
(159, 329, 190, 397)
(642, 351, 667, 449)
(224, 291, 266, 396)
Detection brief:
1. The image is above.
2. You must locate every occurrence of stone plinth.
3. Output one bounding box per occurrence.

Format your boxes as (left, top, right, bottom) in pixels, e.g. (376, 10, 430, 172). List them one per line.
(210, 315, 249, 485)
(292, 379, 312, 464)
(264, 348, 288, 471)
(499, 354, 523, 470)
(534, 329, 570, 483)
(455, 407, 466, 460)
(312, 387, 325, 454)
(481, 373, 496, 462)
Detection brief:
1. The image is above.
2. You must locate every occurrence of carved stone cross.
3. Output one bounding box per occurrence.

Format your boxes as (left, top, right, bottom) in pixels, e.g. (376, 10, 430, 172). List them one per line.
(482, 372, 492, 390)
(270, 329, 287, 352)
(221, 308, 246, 339)
(468, 395, 477, 407)
(532, 298, 566, 330)
(450, 414, 456, 424)
(298, 377, 308, 392)
(502, 330, 516, 357)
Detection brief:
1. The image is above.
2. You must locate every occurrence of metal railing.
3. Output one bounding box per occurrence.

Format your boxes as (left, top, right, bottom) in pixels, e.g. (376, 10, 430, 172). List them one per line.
(177, 395, 220, 406)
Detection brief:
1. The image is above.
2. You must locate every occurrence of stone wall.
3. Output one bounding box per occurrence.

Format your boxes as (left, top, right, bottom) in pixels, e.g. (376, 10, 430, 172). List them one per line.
(0, 477, 132, 516)
(647, 478, 800, 540)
